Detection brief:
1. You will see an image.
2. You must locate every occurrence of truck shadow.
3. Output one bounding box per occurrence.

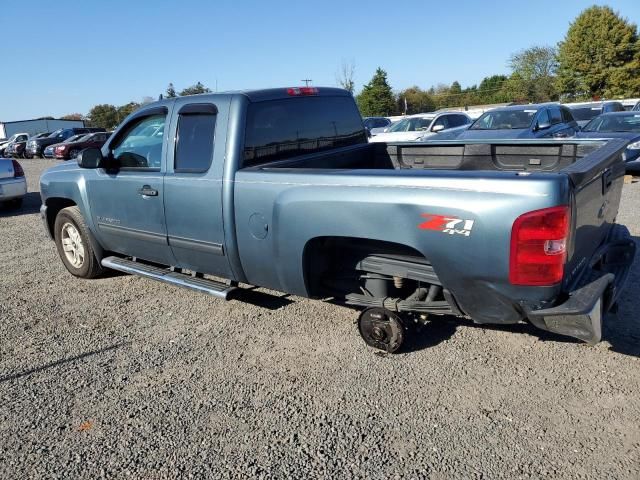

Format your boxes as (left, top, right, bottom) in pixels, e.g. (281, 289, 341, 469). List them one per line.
(0, 192, 41, 217)
(406, 241, 640, 358)
(0, 342, 128, 383)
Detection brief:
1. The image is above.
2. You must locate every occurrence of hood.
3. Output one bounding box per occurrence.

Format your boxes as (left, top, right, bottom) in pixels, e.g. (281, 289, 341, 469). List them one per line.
(31, 136, 63, 146)
(457, 128, 533, 140)
(369, 131, 426, 143)
(576, 130, 640, 142)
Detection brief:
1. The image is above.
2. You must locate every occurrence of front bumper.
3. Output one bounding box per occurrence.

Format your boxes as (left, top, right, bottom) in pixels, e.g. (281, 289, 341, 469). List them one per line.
(0, 177, 27, 200)
(27, 144, 43, 155)
(527, 224, 635, 344)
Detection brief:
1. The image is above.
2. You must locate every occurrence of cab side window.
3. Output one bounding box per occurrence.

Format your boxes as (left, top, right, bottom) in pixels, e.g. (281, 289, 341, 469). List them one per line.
(174, 109, 216, 173)
(112, 114, 166, 169)
(432, 116, 449, 130)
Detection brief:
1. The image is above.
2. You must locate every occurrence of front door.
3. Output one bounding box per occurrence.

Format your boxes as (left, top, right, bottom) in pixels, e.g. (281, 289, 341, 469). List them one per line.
(87, 110, 175, 265)
(163, 100, 232, 278)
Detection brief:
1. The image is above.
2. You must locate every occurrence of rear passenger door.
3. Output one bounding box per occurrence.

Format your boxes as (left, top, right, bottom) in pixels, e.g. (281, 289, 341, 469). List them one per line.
(163, 99, 233, 278)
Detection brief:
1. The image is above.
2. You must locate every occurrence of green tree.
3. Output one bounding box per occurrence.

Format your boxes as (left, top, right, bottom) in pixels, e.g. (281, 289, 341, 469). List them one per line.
(166, 83, 177, 98)
(509, 45, 559, 102)
(179, 82, 212, 96)
(60, 113, 83, 121)
(87, 104, 118, 129)
(356, 68, 395, 116)
(557, 5, 640, 98)
(116, 102, 141, 123)
(397, 86, 435, 114)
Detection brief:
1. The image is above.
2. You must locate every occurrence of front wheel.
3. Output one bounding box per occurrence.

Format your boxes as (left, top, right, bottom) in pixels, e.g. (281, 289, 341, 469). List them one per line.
(54, 206, 104, 278)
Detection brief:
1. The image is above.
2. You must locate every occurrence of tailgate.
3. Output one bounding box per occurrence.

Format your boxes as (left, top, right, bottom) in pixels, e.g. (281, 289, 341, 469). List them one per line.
(564, 138, 628, 289)
(0, 159, 15, 179)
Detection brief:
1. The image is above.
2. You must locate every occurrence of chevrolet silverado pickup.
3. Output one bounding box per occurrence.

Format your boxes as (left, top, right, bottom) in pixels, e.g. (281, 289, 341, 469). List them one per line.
(39, 87, 635, 352)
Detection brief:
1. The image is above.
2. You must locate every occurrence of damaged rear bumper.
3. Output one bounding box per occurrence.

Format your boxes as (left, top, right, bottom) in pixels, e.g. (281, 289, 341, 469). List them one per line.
(527, 225, 635, 344)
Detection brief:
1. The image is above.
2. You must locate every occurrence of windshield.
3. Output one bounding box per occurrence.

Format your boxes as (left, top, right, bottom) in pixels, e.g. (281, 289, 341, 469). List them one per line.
(582, 114, 640, 133)
(75, 134, 93, 142)
(388, 117, 433, 132)
(48, 129, 63, 138)
(471, 110, 537, 130)
(569, 106, 601, 121)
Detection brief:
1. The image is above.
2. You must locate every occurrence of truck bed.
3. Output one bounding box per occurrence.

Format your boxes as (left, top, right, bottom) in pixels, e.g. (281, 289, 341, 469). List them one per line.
(249, 139, 615, 179)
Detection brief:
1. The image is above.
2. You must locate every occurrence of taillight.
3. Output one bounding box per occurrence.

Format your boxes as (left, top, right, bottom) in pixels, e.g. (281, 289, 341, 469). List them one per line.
(509, 206, 570, 286)
(11, 159, 24, 178)
(287, 86, 319, 96)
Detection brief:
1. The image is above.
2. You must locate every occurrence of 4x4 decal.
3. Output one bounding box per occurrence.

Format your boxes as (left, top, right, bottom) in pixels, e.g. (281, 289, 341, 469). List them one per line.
(418, 214, 475, 237)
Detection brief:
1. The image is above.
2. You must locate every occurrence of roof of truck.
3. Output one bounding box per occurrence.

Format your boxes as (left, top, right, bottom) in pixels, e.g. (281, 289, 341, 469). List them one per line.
(151, 87, 351, 108)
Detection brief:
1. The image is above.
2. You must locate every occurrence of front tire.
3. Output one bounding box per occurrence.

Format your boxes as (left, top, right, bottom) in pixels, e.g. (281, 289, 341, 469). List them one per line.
(54, 206, 104, 278)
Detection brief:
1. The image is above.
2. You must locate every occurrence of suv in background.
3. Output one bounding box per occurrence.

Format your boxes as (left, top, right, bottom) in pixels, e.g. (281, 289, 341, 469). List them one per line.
(566, 101, 626, 127)
(455, 104, 579, 139)
(26, 127, 105, 158)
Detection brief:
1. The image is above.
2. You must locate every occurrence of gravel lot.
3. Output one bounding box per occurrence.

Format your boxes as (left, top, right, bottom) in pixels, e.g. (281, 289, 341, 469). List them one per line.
(1, 158, 639, 479)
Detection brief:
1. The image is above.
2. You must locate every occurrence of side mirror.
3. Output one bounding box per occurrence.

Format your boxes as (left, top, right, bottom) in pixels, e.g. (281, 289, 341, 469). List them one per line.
(431, 124, 446, 133)
(77, 148, 104, 168)
(536, 121, 551, 131)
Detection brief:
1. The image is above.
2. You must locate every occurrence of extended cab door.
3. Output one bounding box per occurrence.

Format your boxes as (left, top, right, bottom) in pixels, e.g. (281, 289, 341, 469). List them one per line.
(86, 106, 175, 265)
(163, 99, 233, 278)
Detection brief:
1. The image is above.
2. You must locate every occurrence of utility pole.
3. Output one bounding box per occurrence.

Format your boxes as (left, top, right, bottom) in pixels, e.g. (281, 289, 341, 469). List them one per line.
(301, 79, 313, 87)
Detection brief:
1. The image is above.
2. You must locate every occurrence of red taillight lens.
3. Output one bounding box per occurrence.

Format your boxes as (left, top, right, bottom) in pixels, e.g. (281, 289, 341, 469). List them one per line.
(509, 206, 570, 286)
(11, 159, 24, 178)
(287, 86, 319, 96)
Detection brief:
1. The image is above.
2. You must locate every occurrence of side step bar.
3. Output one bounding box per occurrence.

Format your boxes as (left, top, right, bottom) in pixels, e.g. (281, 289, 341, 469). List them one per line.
(101, 256, 237, 300)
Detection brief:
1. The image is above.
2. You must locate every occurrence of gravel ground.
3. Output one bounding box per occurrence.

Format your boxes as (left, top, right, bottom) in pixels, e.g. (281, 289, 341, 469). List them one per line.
(1, 158, 639, 479)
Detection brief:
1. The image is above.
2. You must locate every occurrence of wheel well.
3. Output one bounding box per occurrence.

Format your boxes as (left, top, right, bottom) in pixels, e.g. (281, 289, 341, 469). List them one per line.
(302, 236, 427, 298)
(45, 198, 76, 237)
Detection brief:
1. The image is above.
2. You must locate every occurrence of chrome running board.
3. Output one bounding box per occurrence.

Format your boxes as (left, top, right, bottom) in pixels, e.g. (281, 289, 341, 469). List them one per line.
(101, 256, 236, 300)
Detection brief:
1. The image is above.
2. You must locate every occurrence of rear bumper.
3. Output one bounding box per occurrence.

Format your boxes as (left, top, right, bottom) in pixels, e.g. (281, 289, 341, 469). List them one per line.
(527, 224, 635, 344)
(0, 177, 27, 201)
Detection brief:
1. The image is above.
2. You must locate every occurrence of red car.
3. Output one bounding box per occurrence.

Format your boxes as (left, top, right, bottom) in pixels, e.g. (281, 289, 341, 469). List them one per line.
(54, 132, 110, 160)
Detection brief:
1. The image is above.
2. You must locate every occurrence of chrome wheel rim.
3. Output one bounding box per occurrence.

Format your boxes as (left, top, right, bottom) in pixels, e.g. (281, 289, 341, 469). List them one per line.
(61, 222, 85, 268)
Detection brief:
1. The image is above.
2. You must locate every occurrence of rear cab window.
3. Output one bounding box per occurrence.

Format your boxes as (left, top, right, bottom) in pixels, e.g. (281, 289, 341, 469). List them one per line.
(243, 96, 367, 167)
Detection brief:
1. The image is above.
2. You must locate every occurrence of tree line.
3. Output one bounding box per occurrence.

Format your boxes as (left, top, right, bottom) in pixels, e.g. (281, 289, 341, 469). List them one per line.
(82, 82, 212, 129)
(352, 6, 640, 116)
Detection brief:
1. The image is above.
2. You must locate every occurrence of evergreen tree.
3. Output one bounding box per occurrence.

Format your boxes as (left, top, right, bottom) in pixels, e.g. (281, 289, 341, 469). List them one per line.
(356, 68, 395, 116)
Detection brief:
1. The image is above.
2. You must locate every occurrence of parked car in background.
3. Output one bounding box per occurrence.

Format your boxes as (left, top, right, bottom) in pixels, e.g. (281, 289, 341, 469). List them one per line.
(363, 116, 392, 135)
(576, 112, 640, 172)
(26, 127, 105, 158)
(0, 158, 26, 208)
(369, 112, 472, 142)
(370, 120, 399, 136)
(7, 132, 50, 158)
(0, 133, 29, 157)
(54, 132, 110, 160)
(43, 134, 88, 159)
(455, 104, 579, 140)
(566, 101, 626, 127)
(632, 101, 640, 112)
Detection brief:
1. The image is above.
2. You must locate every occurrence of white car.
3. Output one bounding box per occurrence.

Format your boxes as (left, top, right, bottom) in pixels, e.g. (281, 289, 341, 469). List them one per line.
(369, 112, 472, 142)
(0, 158, 27, 208)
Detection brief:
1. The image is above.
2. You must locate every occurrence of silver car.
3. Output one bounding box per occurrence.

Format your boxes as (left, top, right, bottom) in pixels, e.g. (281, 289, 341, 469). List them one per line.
(0, 158, 27, 208)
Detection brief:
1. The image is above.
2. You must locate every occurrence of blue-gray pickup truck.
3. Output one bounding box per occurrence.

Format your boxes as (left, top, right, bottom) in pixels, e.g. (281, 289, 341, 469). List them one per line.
(39, 87, 635, 352)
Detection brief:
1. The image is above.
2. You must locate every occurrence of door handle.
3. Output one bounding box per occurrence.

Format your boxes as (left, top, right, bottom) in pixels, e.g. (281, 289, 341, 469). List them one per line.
(137, 185, 158, 197)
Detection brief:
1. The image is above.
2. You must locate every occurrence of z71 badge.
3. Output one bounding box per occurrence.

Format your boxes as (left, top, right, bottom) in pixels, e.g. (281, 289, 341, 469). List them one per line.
(418, 214, 475, 237)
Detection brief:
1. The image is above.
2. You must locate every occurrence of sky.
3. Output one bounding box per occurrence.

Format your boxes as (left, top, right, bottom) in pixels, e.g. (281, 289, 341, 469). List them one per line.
(1, 0, 638, 121)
